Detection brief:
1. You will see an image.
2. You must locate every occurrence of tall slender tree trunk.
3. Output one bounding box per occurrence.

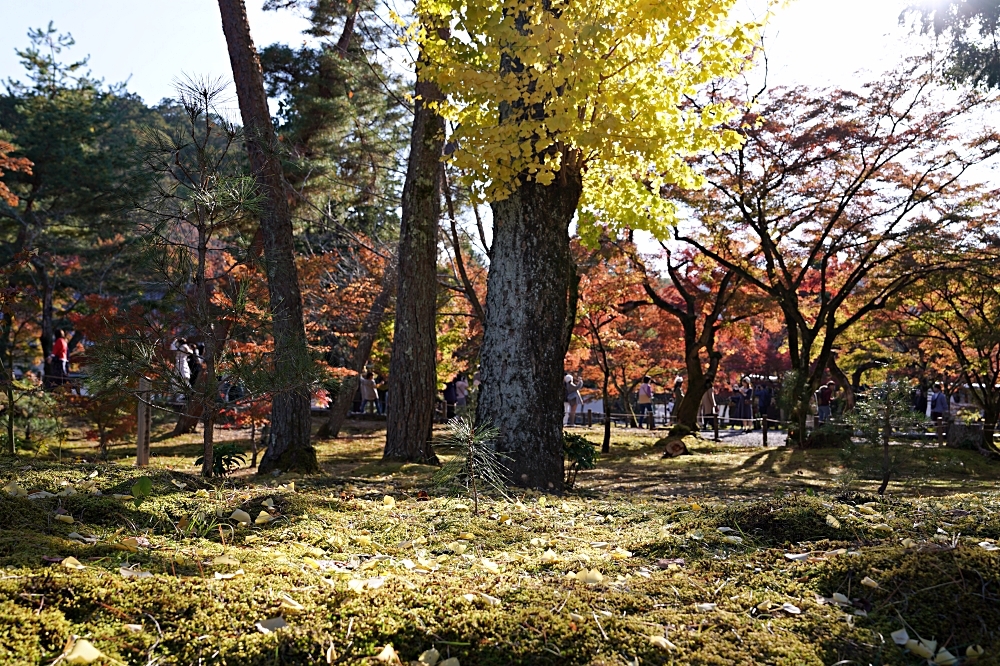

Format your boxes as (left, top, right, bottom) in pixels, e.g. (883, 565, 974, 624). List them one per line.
(218, 0, 317, 474)
(321, 258, 397, 439)
(383, 47, 443, 464)
(477, 170, 582, 491)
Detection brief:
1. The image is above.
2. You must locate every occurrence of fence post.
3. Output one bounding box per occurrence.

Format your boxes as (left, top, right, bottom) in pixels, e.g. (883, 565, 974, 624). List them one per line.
(136, 377, 151, 467)
(713, 410, 720, 442)
(762, 413, 769, 447)
(586, 410, 593, 427)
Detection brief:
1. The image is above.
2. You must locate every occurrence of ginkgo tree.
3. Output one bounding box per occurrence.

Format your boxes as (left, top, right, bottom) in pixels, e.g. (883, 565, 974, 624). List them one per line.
(419, 0, 763, 489)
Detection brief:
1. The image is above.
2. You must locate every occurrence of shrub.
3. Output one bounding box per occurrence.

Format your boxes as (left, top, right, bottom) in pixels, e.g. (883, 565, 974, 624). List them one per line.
(563, 432, 597, 489)
(194, 442, 246, 477)
(804, 424, 853, 449)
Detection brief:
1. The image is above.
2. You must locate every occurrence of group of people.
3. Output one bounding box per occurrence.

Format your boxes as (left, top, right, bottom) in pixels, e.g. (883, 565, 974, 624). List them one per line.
(353, 370, 480, 420)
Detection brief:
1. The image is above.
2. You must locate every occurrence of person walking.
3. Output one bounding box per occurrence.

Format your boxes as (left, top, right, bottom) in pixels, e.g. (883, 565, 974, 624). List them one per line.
(637, 376, 654, 425)
(699, 382, 717, 430)
(455, 373, 470, 407)
(930, 382, 949, 445)
(443, 378, 458, 419)
(738, 377, 754, 431)
(48, 329, 70, 389)
(817, 381, 834, 424)
(564, 373, 584, 427)
(359, 371, 379, 415)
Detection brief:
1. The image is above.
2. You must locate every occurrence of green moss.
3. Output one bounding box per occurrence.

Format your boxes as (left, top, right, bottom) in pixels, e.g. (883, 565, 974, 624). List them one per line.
(2, 439, 1000, 664)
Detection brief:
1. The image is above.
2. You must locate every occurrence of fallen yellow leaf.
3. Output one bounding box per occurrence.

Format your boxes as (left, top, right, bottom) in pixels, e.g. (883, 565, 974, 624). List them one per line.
(54, 514, 74, 524)
(61, 556, 86, 570)
(375, 644, 400, 663)
(65, 638, 103, 664)
(230, 509, 251, 525)
(649, 635, 677, 650)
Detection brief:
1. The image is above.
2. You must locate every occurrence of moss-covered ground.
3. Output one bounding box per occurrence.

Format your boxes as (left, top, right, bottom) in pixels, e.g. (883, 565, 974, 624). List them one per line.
(3, 419, 1000, 665)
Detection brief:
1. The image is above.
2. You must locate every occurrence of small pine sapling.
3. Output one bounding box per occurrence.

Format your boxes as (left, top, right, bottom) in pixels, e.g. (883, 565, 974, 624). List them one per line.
(434, 415, 509, 514)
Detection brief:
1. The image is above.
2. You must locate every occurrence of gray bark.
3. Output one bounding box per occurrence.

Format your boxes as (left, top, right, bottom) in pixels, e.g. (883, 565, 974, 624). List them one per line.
(476, 170, 582, 491)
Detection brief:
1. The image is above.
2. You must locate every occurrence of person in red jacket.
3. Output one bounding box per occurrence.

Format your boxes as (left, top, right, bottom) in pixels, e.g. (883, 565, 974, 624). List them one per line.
(49, 329, 69, 388)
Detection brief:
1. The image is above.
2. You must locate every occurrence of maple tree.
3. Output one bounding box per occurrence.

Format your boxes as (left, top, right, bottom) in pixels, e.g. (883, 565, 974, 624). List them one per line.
(901, 258, 1000, 449)
(622, 243, 759, 432)
(573, 242, 678, 451)
(420, 0, 763, 488)
(672, 64, 1000, 444)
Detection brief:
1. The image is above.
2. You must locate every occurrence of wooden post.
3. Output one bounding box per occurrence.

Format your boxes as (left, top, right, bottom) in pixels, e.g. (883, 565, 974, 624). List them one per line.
(136, 377, 151, 467)
(762, 413, 769, 447)
(647, 410, 654, 430)
(586, 409, 593, 427)
(713, 409, 720, 442)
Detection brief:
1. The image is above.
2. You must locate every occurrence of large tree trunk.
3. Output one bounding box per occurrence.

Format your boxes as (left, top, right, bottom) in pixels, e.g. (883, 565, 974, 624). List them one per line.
(675, 361, 706, 431)
(383, 48, 444, 464)
(476, 171, 582, 492)
(320, 258, 397, 439)
(218, 0, 317, 474)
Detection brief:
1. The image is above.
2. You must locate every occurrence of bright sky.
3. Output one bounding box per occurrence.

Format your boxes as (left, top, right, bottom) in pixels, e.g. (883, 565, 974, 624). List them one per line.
(0, 0, 927, 105)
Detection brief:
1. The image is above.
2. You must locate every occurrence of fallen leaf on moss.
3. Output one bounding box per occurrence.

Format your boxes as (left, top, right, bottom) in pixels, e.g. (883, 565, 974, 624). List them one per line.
(934, 648, 958, 665)
(4, 482, 27, 498)
(172, 480, 187, 489)
(480, 559, 500, 574)
(119, 566, 152, 579)
(891, 628, 909, 645)
(375, 644, 400, 663)
(967, 645, 984, 660)
(255, 617, 287, 634)
(695, 602, 717, 612)
(418, 648, 440, 665)
(825, 515, 841, 528)
(439, 658, 459, 666)
(458, 532, 475, 540)
(230, 509, 251, 525)
(578, 568, 604, 585)
(979, 541, 1000, 551)
(116, 538, 139, 553)
(67, 532, 97, 544)
(279, 593, 303, 612)
(61, 556, 86, 570)
(780, 602, 801, 614)
(649, 635, 677, 650)
(861, 576, 878, 588)
(383, 495, 395, 508)
(611, 547, 633, 559)
(194, 489, 210, 498)
(213, 554, 240, 567)
(64, 638, 103, 664)
(784, 553, 808, 562)
(54, 514, 74, 524)
(255, 511, 275, 525)
(540, 549, 560, 564)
